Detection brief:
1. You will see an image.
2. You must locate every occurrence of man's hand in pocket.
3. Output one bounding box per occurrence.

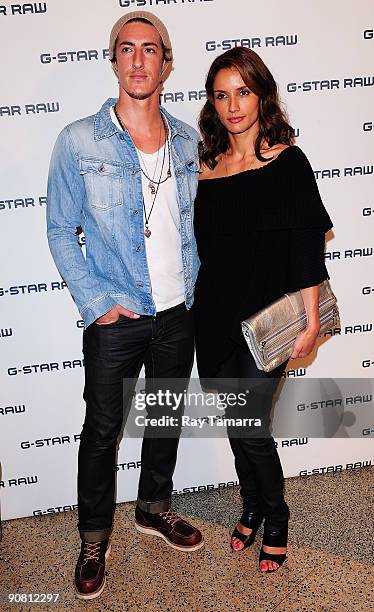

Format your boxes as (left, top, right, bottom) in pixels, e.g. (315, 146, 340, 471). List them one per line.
(95, 305, 140, 325)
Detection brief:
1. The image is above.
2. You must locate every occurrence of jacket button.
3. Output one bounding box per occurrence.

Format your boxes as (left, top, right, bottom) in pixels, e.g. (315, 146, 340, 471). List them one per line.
(119, 134, 125, 140)
(136, 282, 144, 288)
(182, 242, 190, 249)
(144, 306, 149, 312)
(133, 209, 139, 216)
(135, 245, 141, 252)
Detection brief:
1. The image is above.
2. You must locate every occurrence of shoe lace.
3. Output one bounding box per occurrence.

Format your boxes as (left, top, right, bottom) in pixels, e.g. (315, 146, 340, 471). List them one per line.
(83, 541, 102, 561)
(159, 509, 180, 527)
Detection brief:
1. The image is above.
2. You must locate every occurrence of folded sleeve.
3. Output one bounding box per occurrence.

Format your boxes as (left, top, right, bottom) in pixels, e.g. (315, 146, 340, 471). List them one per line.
(282, 147, 333, 291)
(287, 228, 330, 291)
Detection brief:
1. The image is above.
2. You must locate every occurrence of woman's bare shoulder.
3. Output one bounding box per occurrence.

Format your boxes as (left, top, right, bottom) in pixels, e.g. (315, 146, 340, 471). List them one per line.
(199, 161, 219, 181)
(264, 143, 290, 159)
(199, 153, 228, 180)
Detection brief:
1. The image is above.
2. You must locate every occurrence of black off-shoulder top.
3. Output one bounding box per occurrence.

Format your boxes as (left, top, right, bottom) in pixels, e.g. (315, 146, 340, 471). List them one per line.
(193, 145, 333, 379)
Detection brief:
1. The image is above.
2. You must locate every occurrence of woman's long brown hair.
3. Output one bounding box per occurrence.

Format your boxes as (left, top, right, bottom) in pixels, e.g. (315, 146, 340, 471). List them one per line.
(198, 47, 295, 169)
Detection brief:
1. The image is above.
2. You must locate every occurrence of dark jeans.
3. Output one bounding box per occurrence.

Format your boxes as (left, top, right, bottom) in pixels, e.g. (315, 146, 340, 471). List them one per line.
(78, 302, 194, 542)
(215, 343, 289, 532)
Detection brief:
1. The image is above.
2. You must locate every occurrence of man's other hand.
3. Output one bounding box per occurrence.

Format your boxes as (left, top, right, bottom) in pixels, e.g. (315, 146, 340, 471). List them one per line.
(95, 305, 140, 325)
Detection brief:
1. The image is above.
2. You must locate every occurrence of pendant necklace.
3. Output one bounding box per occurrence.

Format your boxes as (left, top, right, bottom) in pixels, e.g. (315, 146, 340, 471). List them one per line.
(137, 114, 172, 196)
(143, 140, 167, 237)
(114, 105, 172, 195)
(137, 122, 162, 196)
(114, 105, 172, 237)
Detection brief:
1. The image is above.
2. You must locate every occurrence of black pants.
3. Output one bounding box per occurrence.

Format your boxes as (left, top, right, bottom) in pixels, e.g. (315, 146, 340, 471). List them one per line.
(78, 303, 194, 542)
(215, 343, 289, 532)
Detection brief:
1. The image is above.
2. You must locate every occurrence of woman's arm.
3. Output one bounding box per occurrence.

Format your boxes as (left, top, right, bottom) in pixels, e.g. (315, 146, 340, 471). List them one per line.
(290, 285, 321, 360)
(284, 148, 333, 361)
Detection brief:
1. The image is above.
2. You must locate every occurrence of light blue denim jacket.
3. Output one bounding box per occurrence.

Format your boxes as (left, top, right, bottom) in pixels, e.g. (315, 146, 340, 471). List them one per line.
(47, 98, 200, 328)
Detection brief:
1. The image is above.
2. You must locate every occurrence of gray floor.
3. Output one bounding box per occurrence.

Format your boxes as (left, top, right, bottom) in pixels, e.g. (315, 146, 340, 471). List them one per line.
(1, 467, 373, 611)
(172, 466, 374, 564)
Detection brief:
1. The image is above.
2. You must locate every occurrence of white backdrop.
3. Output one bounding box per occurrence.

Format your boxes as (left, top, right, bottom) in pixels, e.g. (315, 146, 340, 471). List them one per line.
(1, 0, 373, 521)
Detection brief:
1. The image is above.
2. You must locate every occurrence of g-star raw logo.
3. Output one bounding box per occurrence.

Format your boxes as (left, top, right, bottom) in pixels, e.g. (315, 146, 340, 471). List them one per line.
(160, 90, 207, 104)
(0, 475, 38, 488)
(314, 165, 373, 179)
(33, 504, 77, 516)
(115, 461, 141, 471)
(325, 247, 373, 261)
(173, 480, 238, 495)
(362, 286, 374, 295)
(324, 323, 373, 336)
(0, 196, 46, 211)
(283, 368, 306, 378)
(362, 427, 374, 436)
(0, 281, 66, 297)
(299, 460, 372, 476)
(41, 50, 106, 64)
(0, 328, 13, 339)
(8, 359, 84, 376)
(287, 76, 374, 92)
(0, 2, 47, 15)
(0, 103, 59, 117)
(20, 434, 81, 449)
(206, 34, 298, 51)
(275, 438, 308, 448)
(297, 394, 372, 411)
(0, 404, 26, 416)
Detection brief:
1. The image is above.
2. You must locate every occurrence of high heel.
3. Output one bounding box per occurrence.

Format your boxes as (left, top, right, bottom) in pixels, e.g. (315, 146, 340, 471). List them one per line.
(258, 523, 288, 572)
(230, 511, 263, 551)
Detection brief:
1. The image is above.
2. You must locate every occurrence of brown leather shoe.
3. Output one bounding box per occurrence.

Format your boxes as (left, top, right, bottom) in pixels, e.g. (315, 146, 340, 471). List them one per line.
(135, 506, 204, 552)
(74, 539, 111, 600)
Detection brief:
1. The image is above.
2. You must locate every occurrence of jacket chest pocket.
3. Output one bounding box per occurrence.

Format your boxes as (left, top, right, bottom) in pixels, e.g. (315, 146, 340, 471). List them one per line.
(184, 158, 200, 201)
(175, 158, 200, 202)
(80, 159, 123, 210)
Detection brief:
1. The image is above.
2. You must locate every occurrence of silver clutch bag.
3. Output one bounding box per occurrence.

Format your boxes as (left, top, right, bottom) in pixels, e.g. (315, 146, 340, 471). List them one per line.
(241, 280, 340, 372)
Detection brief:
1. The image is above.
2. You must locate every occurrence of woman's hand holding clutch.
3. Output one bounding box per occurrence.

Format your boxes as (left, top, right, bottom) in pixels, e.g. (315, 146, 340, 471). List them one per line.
(290, 323, 320, 360)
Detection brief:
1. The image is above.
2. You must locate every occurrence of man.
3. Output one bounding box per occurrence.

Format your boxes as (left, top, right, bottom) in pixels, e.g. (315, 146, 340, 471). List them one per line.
(47, 11, 202, 600)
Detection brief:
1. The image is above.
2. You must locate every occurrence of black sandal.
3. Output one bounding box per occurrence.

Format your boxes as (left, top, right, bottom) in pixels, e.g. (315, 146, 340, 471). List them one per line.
(230, 511, 263, 551)
(259, 523, 288, 572)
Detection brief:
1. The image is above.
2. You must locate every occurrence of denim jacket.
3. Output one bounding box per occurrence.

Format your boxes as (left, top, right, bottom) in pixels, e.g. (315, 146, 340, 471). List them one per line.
(47, 98, 200, 328)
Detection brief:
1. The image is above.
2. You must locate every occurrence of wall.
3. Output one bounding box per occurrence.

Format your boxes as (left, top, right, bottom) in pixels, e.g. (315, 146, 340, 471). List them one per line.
(1, 0, 373, 520)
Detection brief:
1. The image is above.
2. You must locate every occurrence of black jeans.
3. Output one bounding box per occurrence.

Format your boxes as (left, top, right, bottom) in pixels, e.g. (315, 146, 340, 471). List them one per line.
(78, 303, 194, 542)
(215, 343, 289, 532)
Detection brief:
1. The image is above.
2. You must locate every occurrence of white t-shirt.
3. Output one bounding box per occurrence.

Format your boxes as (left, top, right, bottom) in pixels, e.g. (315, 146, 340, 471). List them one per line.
(110, 106, 184, 311)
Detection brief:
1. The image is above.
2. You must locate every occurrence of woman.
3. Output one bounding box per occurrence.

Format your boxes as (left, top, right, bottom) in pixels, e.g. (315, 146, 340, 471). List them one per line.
(194, 47, 333, 573)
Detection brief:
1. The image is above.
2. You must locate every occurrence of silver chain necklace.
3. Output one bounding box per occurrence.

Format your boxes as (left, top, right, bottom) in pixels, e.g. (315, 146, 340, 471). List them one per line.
(137, 119, 162, 195)
(114, 105, 171, 238)
(143, 140, 167, 237)
(114, 105, 172, 196)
